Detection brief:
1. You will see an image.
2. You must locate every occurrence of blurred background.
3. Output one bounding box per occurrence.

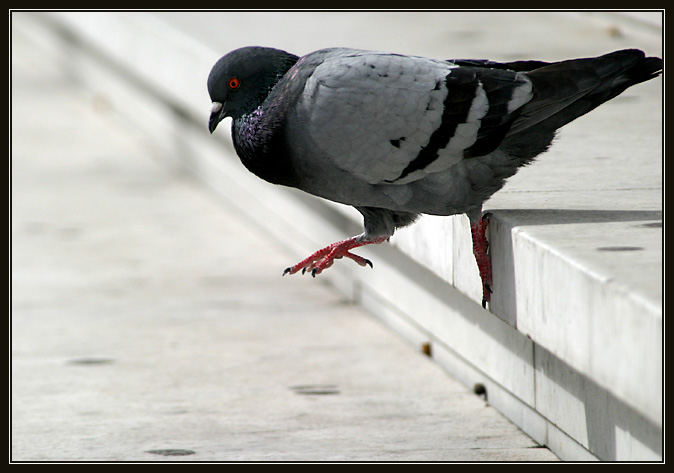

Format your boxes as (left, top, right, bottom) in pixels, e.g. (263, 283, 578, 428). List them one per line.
(11, 11, 662, 461)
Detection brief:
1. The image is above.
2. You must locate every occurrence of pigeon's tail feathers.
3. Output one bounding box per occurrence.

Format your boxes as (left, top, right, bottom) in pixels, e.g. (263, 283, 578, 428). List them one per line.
(599, 49, 663, 91)
(502, 49, 662, 161)
(571, 49, 663, 106)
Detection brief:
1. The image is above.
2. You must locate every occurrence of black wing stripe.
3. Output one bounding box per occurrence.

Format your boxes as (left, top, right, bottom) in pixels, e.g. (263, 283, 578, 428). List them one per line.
(388, 69, 480, 182)
(463, 69, 531, 158)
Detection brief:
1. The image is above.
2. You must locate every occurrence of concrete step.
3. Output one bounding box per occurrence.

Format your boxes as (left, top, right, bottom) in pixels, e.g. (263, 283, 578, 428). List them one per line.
(20, 10, 662, 461)
(11, 13, 560, 462)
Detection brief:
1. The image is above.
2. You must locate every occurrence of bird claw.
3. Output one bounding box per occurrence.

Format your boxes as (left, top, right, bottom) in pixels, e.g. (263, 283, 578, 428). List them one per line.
(481, 283, 493, 309)
(282, 236, 384, 278)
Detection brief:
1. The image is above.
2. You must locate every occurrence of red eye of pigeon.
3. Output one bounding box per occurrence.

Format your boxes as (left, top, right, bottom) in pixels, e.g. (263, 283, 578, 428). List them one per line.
(227, 77, 240, 90)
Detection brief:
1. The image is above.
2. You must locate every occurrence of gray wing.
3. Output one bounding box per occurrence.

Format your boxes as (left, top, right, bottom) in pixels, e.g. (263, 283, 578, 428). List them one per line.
(292, 49, 533, 185)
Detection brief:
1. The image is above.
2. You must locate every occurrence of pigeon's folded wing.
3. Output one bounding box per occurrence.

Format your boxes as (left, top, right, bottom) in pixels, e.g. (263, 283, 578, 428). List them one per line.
(294, 50, 534, 185)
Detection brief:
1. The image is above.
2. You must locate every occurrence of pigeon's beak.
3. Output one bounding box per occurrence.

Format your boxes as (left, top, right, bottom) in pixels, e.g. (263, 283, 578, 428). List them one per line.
(208, 101, 225, 134)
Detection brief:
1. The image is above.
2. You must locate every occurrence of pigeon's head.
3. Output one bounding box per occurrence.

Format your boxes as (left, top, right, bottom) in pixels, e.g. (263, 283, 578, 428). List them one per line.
(208, 46, 299, 133)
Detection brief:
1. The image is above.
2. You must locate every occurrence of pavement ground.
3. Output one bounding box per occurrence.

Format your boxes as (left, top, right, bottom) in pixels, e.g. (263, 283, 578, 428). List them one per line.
(10, 16, 558, 462)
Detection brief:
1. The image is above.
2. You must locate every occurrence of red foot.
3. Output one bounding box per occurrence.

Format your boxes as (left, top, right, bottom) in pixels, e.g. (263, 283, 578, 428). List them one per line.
(283, 235, 388, 277)
(470, 214, 492, 308)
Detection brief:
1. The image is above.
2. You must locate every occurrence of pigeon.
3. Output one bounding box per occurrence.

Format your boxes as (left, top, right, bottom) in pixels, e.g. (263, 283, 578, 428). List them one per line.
(207, 46, 662, 307)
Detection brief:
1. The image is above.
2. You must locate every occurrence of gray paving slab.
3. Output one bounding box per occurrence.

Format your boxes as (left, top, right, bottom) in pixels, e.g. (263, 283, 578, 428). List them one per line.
(11, 16, 558, 462)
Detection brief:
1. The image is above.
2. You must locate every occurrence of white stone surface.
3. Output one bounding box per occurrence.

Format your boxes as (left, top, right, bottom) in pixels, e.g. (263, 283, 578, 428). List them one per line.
(11, 13, 559, 462)
(17, 10, 663, 461)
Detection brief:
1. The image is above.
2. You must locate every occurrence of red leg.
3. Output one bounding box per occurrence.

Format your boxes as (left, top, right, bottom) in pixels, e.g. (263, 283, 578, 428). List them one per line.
(470, 213, 492, 308)
(283, 235, 389, 277)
